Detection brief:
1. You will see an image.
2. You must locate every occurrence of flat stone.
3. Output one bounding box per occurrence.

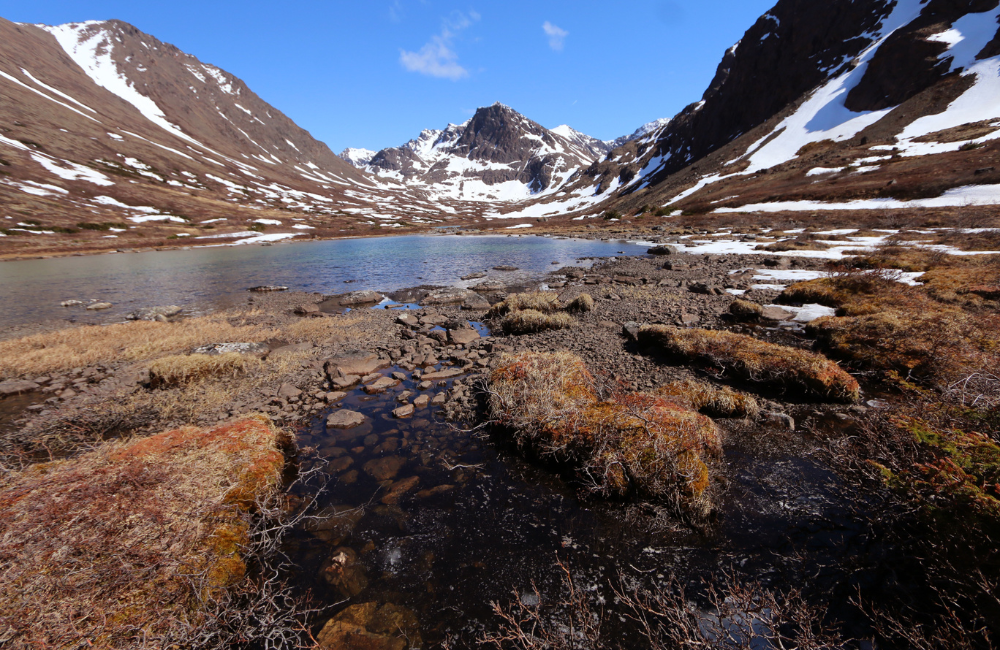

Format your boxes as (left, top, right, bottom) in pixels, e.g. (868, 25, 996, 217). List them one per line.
(392, 404, 415, 418)
(86, 302, 113, 310)
(416, 484, 456, 499)
(761, 306, 796, 321)
(327, 410, 367, 429)
(326, 352, 390, 377)
(331, 375, 362, 390)
(420, 287, 490, 310)
(421, 368, 465, 381)
(339, 290, 383, 306)
(448, 328, 480, 345)
(381, 476, 420, 505)
(413, 394, 430, 409)
(277, 383, 302, 399)
(364, 377, 400, 394)
(325, 391, 347, 403)
(431, 393, 446, 405)
(364, 456, 407, 481)
(0, 379, 40, 396)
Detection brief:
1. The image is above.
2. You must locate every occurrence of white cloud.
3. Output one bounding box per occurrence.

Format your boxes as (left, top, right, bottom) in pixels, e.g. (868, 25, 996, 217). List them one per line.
(400, 11, 480, 81)
(543, 21, 568, 51)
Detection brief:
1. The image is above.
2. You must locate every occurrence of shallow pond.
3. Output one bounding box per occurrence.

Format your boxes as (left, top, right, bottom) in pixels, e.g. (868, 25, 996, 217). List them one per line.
(285, 362, 897, 647)
(0, 234, 649, 328)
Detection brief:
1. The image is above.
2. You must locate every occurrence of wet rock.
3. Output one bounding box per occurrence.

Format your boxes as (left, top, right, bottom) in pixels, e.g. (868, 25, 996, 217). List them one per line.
(472, 279, 506, 293)
(332, 375, 362, 390)
(326, 391, 348, 403)
(340, 469, 359, 485)
(417, 380, 432, 391)
(416, 484, 455, 499)
(493, 265, 519, 271)
(391, 371, 407, 381)
(328, 456, 355, 473)
(248, 285, 288, 292)
(392, 404, 415, 418)
(305, 504, 364, 544)
(420, 287, 490, 310)
(293, 304, 321, 315)
(321, 547, 369, 598)
(0, 379, 40, 396)
(86, 302, 113, 311)
(326, 352, 391, 377)
(461, 272, 487, 280)
(316, 602, 422, 650)
(364, 456, 407, 481)
(327, 410, 367, 429)
(364, 377, 400, 394)
(340, 290, 384, 306)
(126, 305, 182, 321)
(381, 476, 420, 505)
(413, 394, 430, 409)
(374, 438, 400, 454)
(431, 393, 446, 406)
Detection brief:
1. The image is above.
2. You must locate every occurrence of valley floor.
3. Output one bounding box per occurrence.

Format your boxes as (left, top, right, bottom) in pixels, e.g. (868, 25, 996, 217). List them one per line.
(0, 238, 997, 648)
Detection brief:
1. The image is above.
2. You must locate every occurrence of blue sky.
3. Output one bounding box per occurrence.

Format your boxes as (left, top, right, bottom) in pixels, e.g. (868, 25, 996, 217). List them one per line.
(1, 0, 777, 152)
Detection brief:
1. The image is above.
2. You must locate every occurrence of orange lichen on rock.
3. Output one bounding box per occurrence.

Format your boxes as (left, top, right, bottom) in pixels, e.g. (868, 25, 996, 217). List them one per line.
(489, 352, 720, 518)
(638, 325, 861, 403)
(0, 415, 285, 649)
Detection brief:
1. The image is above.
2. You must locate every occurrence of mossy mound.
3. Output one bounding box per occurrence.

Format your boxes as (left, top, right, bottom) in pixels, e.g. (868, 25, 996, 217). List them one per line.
(489, 352, 720, 519)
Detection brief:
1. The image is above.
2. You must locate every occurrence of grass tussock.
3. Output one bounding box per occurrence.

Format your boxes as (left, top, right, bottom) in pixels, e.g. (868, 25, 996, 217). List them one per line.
(486, 291, 562, 319)
(638, 325, 860, 403)
(499, 309, 575, 335)
(0, 416, 285, 648)
(489, 352, 720, 519)
(565, 293, 595, 313)
(656, 379, 760, 419)
(729, 299, 763, 320)
(148, 352, 263, 388)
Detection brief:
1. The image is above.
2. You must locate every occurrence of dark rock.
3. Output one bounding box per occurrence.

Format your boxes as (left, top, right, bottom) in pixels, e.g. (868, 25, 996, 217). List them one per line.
(648, 245, 678, 255)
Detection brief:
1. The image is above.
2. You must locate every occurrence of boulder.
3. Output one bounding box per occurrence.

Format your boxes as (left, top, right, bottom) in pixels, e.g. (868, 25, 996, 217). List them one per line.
(293, 304, 320, 315)
(448, 328, 480, 345)
(471, 279, 506, 293)
(648, 245, 678, 255)
(60, 300, 84, 307)
(327, 410, 367, 429)
(364, 377, 400, 394)
(761, 306, 796, 321)
(316, 602, 421, 650)
(420, 287, 490, 310)
(86, 302, 113, 311)
(622, 322, 642, 341)
(339, 290, 383, 306)
(326, 352, 390, 377)
(392, 404, 415, 418)
(364, 456, 407, 481)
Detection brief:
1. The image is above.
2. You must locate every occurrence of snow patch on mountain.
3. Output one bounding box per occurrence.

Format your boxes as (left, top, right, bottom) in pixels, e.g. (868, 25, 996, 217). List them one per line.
(338, 148, 378, 168)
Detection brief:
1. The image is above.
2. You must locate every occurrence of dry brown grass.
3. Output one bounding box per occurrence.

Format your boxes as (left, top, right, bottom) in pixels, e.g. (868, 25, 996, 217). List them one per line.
(565, 293, 595, 313)
(0, 311, 369, 381)
(486, 291, 563, 319)
(0, 416, 286, 648)
(148, 352, 263, 388)
(0, 313, 277, 380)
(729, 299, 763, 320)
(639, 325, 861, 403)
(489, 352, 720, 519)
(499, 310, 575, 335)
(656, 379, 760, 419)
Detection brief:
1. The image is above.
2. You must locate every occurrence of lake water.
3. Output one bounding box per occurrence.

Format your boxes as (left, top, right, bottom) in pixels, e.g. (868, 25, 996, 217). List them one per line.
(0, 234, 650, 328)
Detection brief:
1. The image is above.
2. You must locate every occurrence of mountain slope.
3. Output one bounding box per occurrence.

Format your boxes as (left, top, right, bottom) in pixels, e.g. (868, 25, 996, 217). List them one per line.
(357, 103, 610, 203)
(562, 0, 1000, 217)
(0, 18, 441, 253)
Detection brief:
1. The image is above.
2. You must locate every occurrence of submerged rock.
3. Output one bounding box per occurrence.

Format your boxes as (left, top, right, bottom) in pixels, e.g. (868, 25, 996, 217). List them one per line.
(316, 602, 422, 650)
